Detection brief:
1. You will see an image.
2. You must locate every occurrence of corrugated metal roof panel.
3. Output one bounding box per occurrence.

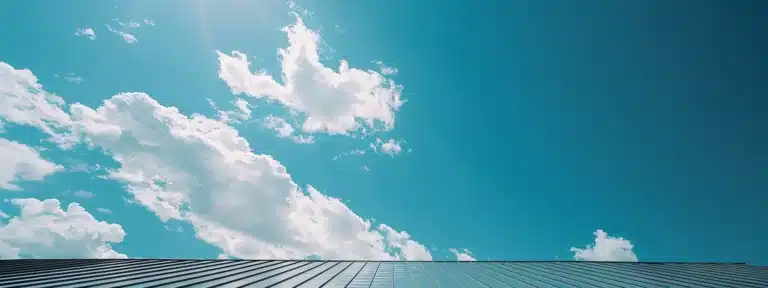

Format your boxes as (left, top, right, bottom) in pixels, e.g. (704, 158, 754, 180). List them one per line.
(0, 259, 765, 287)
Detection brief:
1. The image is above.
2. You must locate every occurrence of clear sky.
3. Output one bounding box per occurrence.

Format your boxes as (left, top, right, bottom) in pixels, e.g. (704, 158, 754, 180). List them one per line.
(0, 0, 766, 264)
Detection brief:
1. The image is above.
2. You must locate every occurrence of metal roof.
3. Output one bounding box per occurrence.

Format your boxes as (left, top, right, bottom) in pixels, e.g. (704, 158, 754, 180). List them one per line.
(0, 259, 766, 287)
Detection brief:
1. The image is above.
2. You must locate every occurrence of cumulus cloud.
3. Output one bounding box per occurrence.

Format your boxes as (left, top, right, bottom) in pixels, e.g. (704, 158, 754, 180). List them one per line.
(0, 62, 78, 148)
(70, 93, 429, 260)
(106, 25, 137, 43)
(449, 248, 477, 261)
(0, 138, 62, 190)
(0, 61, 433, 260)
(216, 15, 405, 136)
(370, 138, 403, 156)
(263, 115, 315, 144)
(0, 198, 127, 259)
(74, 27, 96, 40)
(571, 229, 639, 262)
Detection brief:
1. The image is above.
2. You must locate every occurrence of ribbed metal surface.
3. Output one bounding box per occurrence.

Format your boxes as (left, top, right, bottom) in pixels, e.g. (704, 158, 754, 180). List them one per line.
(0, 259, 765, 288)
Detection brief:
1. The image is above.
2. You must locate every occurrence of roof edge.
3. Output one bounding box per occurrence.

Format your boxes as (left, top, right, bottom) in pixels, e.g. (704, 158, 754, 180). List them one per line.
(0, 259, 749, 265)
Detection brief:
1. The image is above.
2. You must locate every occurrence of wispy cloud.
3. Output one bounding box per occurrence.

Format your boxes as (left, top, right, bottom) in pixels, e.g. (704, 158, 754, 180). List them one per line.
(72, 190, 95, 199)
(207, 98, 252, 123)
(74, 27, 96, 40)
(68, 163, 102, 173)
(106, 25, 137, 43)
(65, 75, 83, 84)
(449, 248, 477, 261)
(113, 18, 155, 29)
(114, 18, 141, 28)
(370, 138, 405, 156)
(332, 149, 366, 160)
(263, 115, 316, 144)
(97, 208, 113, 214)
(375, 61, 398, 76)
(55, 73, 84, 84)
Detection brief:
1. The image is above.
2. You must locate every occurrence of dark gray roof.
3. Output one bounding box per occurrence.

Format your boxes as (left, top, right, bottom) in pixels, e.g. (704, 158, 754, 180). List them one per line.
(0, 259, 766, 287)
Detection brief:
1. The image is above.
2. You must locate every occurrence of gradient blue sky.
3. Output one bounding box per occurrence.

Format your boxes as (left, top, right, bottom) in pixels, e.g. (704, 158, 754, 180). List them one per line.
(0, 0, 766, 264)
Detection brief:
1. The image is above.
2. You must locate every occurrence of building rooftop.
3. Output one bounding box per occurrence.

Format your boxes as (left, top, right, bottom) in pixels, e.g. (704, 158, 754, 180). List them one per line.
(0, 259, 766, 287)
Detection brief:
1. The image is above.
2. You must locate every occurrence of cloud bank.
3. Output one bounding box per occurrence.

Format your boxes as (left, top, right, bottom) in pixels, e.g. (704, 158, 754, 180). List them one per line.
(0, 61, 431, 261)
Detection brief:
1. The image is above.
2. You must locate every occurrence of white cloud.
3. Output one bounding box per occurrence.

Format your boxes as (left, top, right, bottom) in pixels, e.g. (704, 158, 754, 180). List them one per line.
(0, 119, 5, 134)
(114, 18, 155, 28)
(263, 115, 315, 144)
(233, 98, 252, 118)
(0, 62, 78, 148)
(0, 138, 62, 190)
(118, 20, 141, 28)
(207, 98, 252, 123)
(65, 76, 83, 84)
(65, 92, 431, 260)
(56, 72, 84, 84)
(72, 190, 95, 198)
(68, 162, 102, 173)
(350, 149, 366, 155)
(371, 138, 403, 156)
(0, 56, 433, 261)
(74, 27, 96, 40)
(106, 25, 137, 43)
(0, 81, 426, 261)
(113, 18, 155, 29)
(449, 248, 476, 261)
(97, 208, 112, 214)
(0, 198, 126, 259)
(332, 149, 365, 160)
(263, 115, 295, 138)
(164, 225, 183, 233)
(571, 229, 639, 262)
(216, 15, 405, 136)
(377, 224, 432, 261)
(375, 61, 398, 76)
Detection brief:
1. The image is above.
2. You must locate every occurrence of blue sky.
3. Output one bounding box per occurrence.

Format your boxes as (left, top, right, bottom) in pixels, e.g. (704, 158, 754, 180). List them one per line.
(0, 0, 766, 264)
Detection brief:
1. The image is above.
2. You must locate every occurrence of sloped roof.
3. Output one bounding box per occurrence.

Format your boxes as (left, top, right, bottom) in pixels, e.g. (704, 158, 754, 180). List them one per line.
(0, 259, 766, 287)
